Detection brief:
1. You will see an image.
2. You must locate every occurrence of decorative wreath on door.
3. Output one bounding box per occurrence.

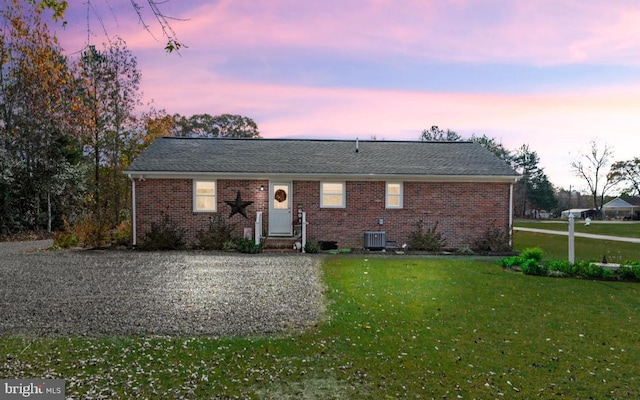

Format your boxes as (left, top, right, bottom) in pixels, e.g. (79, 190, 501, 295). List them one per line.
(274, 189, 287, 203)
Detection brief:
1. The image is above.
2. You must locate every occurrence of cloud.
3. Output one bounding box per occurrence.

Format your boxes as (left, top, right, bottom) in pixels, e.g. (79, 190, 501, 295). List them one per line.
(159, 0, 640, 66)
(52, 0, 640, 190)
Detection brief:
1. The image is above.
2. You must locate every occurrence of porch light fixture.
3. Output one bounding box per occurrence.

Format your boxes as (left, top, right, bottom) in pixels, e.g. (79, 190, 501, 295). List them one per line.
(260, 185, 265, 191)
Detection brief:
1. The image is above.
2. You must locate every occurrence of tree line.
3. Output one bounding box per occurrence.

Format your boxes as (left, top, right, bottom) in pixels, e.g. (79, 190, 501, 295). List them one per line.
(0, 0, 259, 240)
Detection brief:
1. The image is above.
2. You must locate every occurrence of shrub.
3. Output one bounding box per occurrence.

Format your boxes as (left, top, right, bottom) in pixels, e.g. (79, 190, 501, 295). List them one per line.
(304, 241, 319, 254)
(632, 265, 640, 281)
(472, 225, 510, 253)
(196, 215, 236, 250)
(456, 246, 475, 255)
(616, 265, 635, 280)
(577, 263, 606, 279)
(73, 215, 110, 248)
(408, 220, 445, 251)
(53, 231, 79, 249)
(520, 247, 544, 263)
(139, 214, 186, 251)
(222, 240, 237, 251)
(498, 255, 524, 269)
(545, 260, 578, 275)
(236, 237, 262, 254)
(111, 220, 131, 247)
(520, 258, 548, 276)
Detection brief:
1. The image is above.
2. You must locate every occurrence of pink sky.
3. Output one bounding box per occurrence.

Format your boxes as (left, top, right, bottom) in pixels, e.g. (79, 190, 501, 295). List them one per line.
(53, 0, 640, 191)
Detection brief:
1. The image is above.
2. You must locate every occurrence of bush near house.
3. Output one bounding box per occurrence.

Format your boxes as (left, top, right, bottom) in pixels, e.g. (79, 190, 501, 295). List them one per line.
(196, 215, 236, 250)
(138, 214, 186, 251)
(472, 225, 511, 253)
(235, 237, 262, 254)
(407, 220, 445, 251)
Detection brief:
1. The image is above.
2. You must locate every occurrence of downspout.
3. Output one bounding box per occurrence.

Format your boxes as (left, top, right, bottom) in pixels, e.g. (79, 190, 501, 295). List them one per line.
(129, 174, 137, 247)
(509, 182, 514, 248)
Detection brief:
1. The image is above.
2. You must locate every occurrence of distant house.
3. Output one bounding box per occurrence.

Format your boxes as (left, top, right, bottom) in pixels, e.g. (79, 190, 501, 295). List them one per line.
(124, 138, 520, 250)
(602, 197, 640, 220)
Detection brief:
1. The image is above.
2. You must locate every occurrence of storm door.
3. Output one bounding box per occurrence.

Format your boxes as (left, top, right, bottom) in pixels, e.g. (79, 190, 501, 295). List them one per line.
(268, 182, 292, 236)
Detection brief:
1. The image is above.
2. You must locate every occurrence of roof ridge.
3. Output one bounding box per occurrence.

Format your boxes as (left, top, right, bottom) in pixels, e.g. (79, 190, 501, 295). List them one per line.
(158, 136, 475, 144)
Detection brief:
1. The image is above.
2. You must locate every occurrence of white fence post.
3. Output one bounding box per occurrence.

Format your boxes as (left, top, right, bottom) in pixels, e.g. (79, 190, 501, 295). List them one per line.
(255, 211, 262, 246)
(568, 213, 575, 264)
(301, 212, 307, 253)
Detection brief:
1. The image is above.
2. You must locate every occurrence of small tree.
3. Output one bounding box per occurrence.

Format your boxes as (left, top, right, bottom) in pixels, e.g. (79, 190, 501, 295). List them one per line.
(570, 140, 617, 214)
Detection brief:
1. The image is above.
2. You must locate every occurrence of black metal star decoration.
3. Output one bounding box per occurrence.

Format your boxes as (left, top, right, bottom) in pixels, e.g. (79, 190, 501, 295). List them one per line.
(225, 191, 254, 219)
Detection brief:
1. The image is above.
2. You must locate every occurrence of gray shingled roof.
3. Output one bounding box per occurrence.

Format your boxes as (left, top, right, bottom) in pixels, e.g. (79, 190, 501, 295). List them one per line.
(126, 137, 519, 178)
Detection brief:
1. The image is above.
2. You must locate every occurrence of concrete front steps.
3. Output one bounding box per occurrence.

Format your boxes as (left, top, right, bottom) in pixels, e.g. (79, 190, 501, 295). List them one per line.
(262, 237, 301, 253)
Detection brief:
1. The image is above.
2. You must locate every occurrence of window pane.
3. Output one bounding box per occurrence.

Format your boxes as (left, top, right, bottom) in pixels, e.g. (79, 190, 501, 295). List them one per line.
(196, 181, 215, 195)
(321, 182, 345, 207)
(323, 183, 343, 195)
(387, 183, 400, 195)
(387, 196, 400, 207)
(273, 185, 289, 209)
(197, 197, 216, 210)
(323, 194, 343, 206)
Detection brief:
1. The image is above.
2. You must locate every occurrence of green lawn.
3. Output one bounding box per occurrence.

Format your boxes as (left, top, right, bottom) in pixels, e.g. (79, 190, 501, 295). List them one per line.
(515, 220, 640, 238)
(2, 256, 640, 399)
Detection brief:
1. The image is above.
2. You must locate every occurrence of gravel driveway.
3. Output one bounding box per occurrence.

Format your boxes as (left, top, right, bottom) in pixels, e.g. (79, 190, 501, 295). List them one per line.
(0, 241, 325, 337)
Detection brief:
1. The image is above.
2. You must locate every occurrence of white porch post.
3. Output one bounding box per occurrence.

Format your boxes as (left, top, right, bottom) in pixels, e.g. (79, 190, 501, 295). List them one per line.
(255, 211, 263, 245)
(301, 212, 307, 253)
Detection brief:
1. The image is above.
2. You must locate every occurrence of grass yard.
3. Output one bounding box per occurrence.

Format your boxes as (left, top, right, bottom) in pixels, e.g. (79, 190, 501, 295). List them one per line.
(515, 220, 640, 238)
(2, 256, 640, 399)
(513, 230, 640, 262)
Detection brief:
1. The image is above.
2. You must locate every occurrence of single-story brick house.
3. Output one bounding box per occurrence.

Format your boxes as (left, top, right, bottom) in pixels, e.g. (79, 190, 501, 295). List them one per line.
(125, 137, 520, 250)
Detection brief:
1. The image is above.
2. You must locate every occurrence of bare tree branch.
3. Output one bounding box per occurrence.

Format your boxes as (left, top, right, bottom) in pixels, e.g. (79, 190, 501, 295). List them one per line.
(570, 139, 617, 213)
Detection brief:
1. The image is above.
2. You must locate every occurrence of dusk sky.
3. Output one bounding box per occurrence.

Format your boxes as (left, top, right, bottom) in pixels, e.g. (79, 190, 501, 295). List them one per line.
(52, 0, 640, 191)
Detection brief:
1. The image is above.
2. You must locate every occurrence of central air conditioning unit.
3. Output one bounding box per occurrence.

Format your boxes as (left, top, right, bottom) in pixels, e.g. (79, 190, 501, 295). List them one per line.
(364, 231, 386, 250)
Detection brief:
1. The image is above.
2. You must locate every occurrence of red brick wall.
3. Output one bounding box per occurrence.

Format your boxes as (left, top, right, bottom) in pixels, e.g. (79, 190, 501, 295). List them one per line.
(135, 179, 269, 244)
(294, 181, 511, 249)
(134, 178, 512, 249)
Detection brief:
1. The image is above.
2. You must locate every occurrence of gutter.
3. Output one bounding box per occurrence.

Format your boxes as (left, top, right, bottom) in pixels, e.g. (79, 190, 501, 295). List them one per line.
(123, 170, 521, 184)
(509, 182, 514, 248)
(128, 174, 137, 247)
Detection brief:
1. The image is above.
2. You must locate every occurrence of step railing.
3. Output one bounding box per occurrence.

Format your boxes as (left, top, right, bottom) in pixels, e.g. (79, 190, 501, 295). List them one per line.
(255, 211, 262, 245)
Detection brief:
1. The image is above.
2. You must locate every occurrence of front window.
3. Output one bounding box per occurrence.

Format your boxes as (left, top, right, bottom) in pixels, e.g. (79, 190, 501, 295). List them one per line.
(386, 182, 403, 209)
(194, 180, 216, 212)
(321, 182, 345, 208)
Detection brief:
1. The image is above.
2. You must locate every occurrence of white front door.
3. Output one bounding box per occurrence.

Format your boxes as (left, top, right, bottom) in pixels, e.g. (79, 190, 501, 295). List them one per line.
(269, 182, 292, 236)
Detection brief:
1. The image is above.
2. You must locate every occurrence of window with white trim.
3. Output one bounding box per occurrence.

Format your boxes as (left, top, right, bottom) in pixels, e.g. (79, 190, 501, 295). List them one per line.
(386, 182, 403, 209)
(194, 180, 216, 212)
(321, 182, 346, 208)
